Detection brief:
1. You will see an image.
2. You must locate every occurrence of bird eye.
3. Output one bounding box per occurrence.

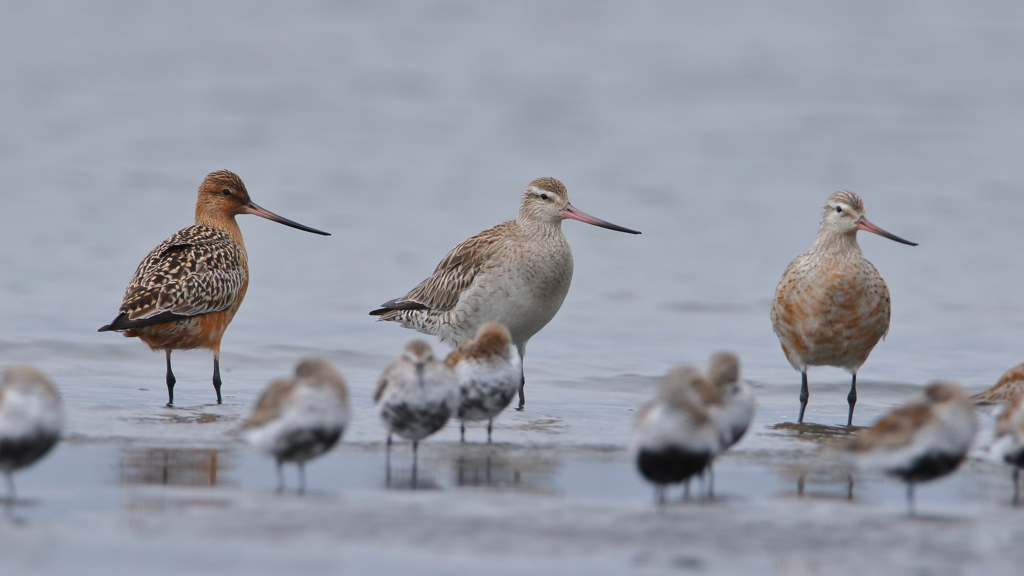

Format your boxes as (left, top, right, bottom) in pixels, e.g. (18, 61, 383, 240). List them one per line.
(221, 189, 232, 196)
(835, 206, 842, 213)
(540, 193, 549, 200)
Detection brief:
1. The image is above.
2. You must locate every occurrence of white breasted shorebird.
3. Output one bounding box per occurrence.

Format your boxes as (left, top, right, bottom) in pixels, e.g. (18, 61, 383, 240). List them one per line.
(988, 391, 1024, 504)
(0, 365, 63, 502)
(632, 366, 723, 505)
(375, 340, 459, 461)
(445, 322, 522, 443)
(371, 177, 640, 411)
(242, 358, 350, 494)
(971, 362, 1024, 407)
(842, 381, 976, 515)
(771, 191, 917, 426)
(703, 352, 756, 451)
(99, 170, 329, 406)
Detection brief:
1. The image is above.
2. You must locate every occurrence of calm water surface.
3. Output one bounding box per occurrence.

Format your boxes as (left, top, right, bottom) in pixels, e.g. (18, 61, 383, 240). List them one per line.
(2, 1, 1024, 574)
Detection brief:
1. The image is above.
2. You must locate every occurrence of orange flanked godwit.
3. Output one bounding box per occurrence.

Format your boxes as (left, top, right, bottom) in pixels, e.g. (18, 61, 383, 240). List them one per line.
(971, 362, 1024, 407)
(842, 381, 977, 515)
(370, 177, 640, 411)
(242, 358, 350, 494)
(771, 191, 917, 426)
(99, 170, 330, 406)
(0, 365, 63, 503)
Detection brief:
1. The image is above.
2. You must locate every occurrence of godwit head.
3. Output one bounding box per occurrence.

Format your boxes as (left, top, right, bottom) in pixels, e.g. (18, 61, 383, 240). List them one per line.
(517, 177, 641, 234)
(195, 170, 330, 237)
(813, 191, 917, 250)
(772, 190, 917, 426)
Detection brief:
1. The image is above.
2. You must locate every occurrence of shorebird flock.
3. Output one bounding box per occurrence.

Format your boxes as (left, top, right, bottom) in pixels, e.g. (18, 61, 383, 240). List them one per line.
(0, 172, 1017, 516)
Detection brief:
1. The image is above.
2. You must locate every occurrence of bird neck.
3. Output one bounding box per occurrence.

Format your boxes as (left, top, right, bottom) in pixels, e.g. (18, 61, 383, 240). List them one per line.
(195, 208, 246, 248)
(809, 228, 861, 259)
(515, 214, 564, 238)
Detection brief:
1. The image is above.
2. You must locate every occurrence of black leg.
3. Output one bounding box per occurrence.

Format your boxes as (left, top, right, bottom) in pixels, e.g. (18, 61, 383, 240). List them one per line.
(516, 371, 526, 411)
(707, 463, 715, 501)
(797, 371, 809, 422)
(297, 462, 306, 495)
(275, 459, 284, 494)
(385, 435, 392, 487)
(847, 473, 855, 501)
(212, 355, 223, 404)
(487, 419, 493, 444)
(656, 485, 666, 507)
(906, 482, 916, 517)
(4, 471, 14, 503)
(412, 441, 419, 488)
(847, 372, 858, 427)
(796, 473, 805, 497)
(1014, 468, 1021, 506)
(165, 350, 176, 406)
(684, 478, 691, 500)
(460, 422, 465, 443)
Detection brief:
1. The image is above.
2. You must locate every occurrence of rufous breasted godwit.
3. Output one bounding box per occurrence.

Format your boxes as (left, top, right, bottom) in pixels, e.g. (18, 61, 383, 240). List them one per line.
(771, 191, 917, 426)
(841, 381, 977, 515)
(375, 340, 459, 459)
(370, 177, 640, 410)
(988, 391, 1024, 503)
(971, 362, 1024, 407)
(242, 358, 350, 494)
(632, 365, 722, 505)
(99, 170, 329, 406)
(445, 322, 522, 443)
(0, 365, 63, 502)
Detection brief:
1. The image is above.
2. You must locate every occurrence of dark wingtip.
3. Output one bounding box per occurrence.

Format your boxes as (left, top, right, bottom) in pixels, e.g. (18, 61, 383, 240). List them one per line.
(97, 325, 114, 332)
(369, 299, 429, 315)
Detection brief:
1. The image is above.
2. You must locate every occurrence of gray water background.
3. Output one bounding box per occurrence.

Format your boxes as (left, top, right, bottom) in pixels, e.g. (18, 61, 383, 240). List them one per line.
(2, 1, 1024, 574)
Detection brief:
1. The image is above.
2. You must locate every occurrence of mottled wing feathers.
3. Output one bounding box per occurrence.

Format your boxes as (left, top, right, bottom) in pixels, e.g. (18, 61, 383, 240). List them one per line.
(972, 362, 1024, 405)
(847, 403, 931, 451)
(102, 226, 247, 330)
(371, 222, 512, 315)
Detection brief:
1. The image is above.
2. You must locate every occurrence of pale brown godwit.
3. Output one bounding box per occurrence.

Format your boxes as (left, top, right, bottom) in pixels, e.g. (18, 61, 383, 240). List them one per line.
(631, 365, 722, 505)
(971, 362, 1024, 406)
(99, 170, 329, 406)
(242, 358, 350, 494)
(445, 322, 522, 443)
(0, 365, 63, 502)
(771, 191, 917, 426)
(371, 177, 640, 410)
(841, 381, 977, 515)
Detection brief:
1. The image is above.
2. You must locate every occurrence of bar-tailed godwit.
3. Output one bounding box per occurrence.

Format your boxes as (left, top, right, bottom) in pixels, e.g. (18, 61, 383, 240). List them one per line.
(99, 170, 329, 406)
(371, 177, 639, 410)
(375, 340, 459, 460)
(771, 191, 917, 426)
(0, 365, 63, 502)
(445, 322, 522, 443)
(842, 381, 976, 515)
(988, 391, 1024, 503)
(632, 366, 722, 505)
(971, 362, 1024, 406)
(242, 358, 350, 494)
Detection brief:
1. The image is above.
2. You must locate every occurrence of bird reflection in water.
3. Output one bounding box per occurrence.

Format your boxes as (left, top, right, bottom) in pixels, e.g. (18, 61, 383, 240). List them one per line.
(119, 447, 236, 487)
(793, 469, 855, 501)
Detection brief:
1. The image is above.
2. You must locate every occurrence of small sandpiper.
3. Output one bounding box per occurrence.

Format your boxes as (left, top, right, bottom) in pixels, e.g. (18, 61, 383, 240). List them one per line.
(703, 352, 756, 451)
(99, 170, 330, 406)
(371, 177, 639, 411)
(445, 322, 522, 443)
(971, 362, 1024, 409)
(0, 365, 63, 502)
(375, 340, 459, 460)
(632, 366, 723, 505)
(842, 381, 977, 515)
(988, 391, 1024, 503)
(771, 191, 917, 426)
(242, 358, 350, 493)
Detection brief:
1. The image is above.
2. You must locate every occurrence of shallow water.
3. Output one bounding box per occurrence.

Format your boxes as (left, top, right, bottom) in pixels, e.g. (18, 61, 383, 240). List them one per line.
(2, 0, 1024, 574)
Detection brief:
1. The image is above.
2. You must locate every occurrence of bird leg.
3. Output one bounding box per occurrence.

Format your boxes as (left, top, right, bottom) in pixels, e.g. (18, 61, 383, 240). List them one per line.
(797, 371, 809, 422)
(297, 462, 306, 495)
(275, 459, 284, 494)
(906, 482, 916, 517)
(1014, 468, 1021, 506)
(460, 422, 466, 443)
(412, 441, 419, 488)
(3, 471, 14, 503)
(487, 419, 493, 444)
(212, 355, 223, 404)
(165, 350, 176, 406)
(516, 372, 526, 411)
(846, 373, 858, 427)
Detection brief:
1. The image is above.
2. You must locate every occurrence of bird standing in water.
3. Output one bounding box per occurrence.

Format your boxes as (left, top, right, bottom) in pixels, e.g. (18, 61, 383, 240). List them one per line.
(771, 191, 916, 426)
(99, 170, 330, 405)
(0, 365, 63, 503)
(371, 177, 639, 410)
